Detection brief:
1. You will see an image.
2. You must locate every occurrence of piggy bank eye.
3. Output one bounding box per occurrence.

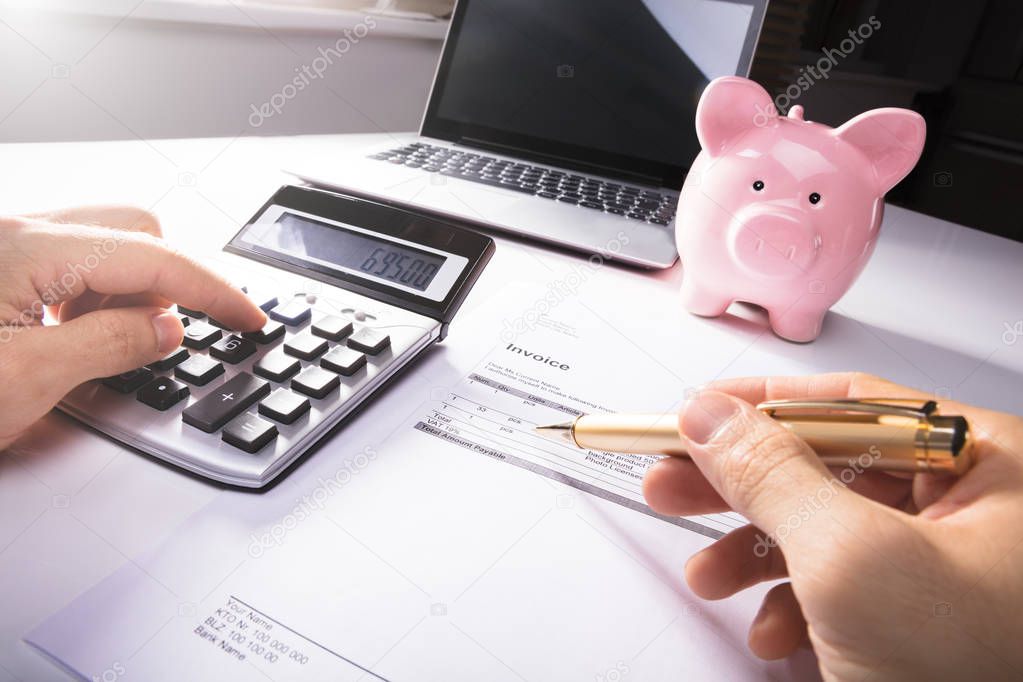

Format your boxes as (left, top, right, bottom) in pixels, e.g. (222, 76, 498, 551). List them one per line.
(809, 192, 822, 205)
(752, 180, 765, 191)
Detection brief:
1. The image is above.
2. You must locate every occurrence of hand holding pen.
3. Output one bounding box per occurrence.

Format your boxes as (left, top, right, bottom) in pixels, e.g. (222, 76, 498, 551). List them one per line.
(557, 373, 1023, 679)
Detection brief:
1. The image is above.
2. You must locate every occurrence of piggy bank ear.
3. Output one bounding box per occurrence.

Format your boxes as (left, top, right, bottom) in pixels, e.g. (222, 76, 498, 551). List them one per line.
(834, 109, 926, 194)
(695, 77, 777, 157)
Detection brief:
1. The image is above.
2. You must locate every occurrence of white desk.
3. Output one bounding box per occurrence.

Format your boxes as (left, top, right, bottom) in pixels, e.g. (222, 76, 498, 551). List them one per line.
(1, 133, 1022, 681)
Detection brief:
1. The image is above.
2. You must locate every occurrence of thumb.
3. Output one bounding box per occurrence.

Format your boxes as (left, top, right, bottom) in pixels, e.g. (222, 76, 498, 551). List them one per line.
(36, 307, 183, 393)
(680, 391, 865, 552)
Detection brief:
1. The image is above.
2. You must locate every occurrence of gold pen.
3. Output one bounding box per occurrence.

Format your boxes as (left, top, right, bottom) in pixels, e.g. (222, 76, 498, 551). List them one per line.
(535, 399, 973, 475)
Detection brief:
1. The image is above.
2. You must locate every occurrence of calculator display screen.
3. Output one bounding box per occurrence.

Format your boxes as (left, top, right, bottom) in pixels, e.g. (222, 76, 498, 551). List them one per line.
(250, 213, 448, 292)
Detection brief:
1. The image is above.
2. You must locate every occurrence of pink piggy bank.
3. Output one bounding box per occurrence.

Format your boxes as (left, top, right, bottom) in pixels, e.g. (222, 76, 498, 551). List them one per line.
(676, 76, 926, 342)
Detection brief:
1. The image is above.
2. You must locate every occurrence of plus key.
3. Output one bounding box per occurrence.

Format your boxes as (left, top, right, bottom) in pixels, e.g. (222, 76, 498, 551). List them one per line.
(182, 372, 270, 433)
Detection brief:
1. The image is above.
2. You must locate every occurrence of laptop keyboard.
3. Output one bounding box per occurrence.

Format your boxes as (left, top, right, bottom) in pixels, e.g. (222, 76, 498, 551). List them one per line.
(369, 143, 678, 226)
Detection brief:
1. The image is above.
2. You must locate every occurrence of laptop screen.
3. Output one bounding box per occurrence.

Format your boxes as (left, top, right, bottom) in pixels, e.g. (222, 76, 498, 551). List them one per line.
(421, 0, 766, 189)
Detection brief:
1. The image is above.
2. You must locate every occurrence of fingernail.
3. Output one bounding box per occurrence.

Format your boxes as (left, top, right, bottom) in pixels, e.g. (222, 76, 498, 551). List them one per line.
(682, 393, 738, 444)
(151, 312, 181, 353)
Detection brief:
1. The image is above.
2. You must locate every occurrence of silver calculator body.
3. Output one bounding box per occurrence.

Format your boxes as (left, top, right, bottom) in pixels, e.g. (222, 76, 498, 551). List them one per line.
(58, 186, 495, 488)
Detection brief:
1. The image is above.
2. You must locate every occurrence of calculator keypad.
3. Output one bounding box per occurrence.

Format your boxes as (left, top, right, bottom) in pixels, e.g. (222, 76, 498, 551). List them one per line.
(91, 288, 435, 466)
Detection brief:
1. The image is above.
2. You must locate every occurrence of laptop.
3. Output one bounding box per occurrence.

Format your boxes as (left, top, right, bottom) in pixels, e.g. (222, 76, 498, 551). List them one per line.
(290, 0, 767, 269)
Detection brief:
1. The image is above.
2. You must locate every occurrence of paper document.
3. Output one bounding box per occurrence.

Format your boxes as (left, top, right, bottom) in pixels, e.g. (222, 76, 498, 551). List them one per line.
(28, 276, 811, 681)
(416, 357, 744, 538)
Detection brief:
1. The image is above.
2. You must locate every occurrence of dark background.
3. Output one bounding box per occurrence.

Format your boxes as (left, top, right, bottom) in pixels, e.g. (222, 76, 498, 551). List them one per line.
(749, 0, 1023, 241)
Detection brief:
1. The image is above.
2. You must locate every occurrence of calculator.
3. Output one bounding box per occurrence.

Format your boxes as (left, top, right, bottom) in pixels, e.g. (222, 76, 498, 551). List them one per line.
(58, 186, 494, 487)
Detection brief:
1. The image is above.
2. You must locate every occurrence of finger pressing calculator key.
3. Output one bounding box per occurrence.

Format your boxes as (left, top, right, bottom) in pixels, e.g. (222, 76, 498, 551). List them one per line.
(57, 185, 494, 487)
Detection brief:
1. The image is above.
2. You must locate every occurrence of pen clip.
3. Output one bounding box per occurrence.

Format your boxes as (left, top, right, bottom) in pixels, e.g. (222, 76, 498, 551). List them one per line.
(757, 398, 939, 421)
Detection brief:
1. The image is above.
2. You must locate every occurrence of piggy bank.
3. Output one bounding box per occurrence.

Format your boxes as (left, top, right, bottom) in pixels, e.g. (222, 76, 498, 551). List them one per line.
(676, 76, 926, 342)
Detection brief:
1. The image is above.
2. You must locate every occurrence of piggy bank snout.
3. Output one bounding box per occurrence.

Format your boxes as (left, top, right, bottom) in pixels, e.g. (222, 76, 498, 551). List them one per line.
(728, 207, 821, 278)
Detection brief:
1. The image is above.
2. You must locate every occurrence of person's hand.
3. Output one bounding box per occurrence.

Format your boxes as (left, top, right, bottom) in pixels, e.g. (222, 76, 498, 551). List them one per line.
(643, 372, 1023, 680)
(0, 205, 266, 450)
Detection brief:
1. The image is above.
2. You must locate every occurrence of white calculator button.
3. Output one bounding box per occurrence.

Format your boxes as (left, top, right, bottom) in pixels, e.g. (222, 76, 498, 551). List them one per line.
(347, 327, 390, 355)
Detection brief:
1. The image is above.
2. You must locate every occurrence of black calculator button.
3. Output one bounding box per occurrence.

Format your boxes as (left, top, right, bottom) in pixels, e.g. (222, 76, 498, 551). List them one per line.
(183, 373, 271, 433)
(146, 347, 189, 372)
(347, 328, 390, 355)
(253, 350, 301, 382)
(242, 320, 285, 344)
(210, 335, 258, 364)
(269, 298, 312, 326)
(174, 355, 225, 386)
(182, 321, 223, 349)
(321, 347, 367, 376)
(222, 413, 278, 453)
(284, 333, 329, 361)
(258, 388, 311, 424)
(311, 316, 353, 342)
(291, 366, 340, 399)
(177, 306, 205, 318)
(102, 368, 153, 393)
(176, 314, 191, 327)
(136, 377, 189, 411)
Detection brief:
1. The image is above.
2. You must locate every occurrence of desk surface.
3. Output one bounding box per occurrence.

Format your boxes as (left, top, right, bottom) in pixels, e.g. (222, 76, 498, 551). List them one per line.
(2, 133, 1022, 681)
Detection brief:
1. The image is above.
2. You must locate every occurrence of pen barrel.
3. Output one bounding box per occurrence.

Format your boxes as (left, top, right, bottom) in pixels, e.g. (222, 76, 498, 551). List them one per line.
(572, 414, 686, 455)
(776, 419, 920, 471)
(572, 413, 971, 474)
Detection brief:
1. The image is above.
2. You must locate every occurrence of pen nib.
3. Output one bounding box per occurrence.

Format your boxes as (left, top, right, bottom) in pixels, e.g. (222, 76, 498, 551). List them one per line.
(534, 422, 577, 447)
